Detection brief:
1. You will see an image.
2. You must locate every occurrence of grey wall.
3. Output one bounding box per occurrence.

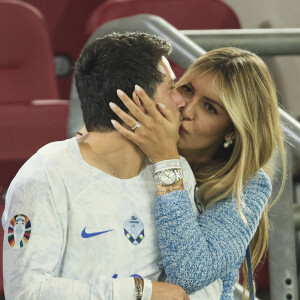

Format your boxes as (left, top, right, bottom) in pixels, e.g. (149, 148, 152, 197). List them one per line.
(223, 0, 300, 120)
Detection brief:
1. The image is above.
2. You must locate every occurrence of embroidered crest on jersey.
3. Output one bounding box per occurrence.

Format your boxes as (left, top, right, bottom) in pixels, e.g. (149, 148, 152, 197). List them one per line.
(123, 215, 144, 245)
(7, 214, 31, 249)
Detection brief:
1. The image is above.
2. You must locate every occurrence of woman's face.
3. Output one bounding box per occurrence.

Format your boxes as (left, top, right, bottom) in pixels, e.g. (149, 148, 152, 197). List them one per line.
(177, 72, 234, 164)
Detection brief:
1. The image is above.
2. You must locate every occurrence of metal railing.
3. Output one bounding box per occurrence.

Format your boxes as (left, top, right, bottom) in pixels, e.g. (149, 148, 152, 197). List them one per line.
(182, 28, 300, 56)
(67, 14, 300, 300)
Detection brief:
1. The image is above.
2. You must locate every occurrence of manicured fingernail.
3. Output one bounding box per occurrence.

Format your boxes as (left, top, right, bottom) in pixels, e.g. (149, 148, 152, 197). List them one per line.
(109, 102, 117, 109)
(135, 85, 141, 92)
(111, 119, 116, 126)
(117, 89, 124, 97)
(157, 103, 166, 109)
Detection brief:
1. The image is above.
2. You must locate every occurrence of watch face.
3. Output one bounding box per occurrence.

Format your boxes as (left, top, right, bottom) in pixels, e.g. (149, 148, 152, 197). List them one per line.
(160, 169, 176, 185)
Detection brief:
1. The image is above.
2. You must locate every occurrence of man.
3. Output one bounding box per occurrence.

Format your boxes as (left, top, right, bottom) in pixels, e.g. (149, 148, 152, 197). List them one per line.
(3, 33, 221, 299)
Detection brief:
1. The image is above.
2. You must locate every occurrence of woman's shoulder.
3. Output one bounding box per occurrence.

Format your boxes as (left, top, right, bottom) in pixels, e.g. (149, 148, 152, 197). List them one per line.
(247, 168, 272, 198)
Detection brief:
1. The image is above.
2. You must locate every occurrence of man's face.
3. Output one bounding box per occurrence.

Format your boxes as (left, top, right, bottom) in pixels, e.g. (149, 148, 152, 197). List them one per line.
(153, 57, 186, 127)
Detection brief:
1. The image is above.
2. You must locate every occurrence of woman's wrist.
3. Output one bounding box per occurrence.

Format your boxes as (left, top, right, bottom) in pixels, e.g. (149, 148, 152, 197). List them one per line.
(156, 179, 184, 196)
(153, 159, 184, 195)
(151, 151, 180, 164)
(153, 159, 181, 173)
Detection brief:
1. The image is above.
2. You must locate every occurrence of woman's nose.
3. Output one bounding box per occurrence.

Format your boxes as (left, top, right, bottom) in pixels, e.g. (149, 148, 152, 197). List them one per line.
(181, 99, 195, 120)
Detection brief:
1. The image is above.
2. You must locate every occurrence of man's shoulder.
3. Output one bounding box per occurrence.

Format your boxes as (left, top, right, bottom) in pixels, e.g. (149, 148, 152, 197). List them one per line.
(15, 138, 76, 179)
(35, 138, 75, 160)
(248, 168, 272, 199)
(32, 138, 77, 166)
(4, 140, 75, 229)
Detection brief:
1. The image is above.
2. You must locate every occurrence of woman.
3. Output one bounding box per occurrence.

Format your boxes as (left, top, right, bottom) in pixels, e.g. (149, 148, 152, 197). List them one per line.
(110, 47, 286, 299)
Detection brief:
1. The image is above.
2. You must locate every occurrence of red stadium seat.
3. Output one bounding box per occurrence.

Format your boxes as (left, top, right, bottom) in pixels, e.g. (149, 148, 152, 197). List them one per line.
(86, 0, 240, 36)
(85, 0, 240, 78)
(0, 0, 69, 213)
(22, 0, 108, 99)
(0, 0, 59, 102)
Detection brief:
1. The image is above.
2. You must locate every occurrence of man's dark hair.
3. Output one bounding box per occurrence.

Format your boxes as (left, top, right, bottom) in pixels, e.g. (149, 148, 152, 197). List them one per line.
(75, 32, 172, 132)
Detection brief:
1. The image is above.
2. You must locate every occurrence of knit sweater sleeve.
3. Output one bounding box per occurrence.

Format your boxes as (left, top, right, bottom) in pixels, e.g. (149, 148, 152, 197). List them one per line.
(154, 169, 271, 293)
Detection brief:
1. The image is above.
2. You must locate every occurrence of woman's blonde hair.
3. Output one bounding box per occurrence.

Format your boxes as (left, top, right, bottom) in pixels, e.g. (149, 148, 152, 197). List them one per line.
(177, 47, 286, 298)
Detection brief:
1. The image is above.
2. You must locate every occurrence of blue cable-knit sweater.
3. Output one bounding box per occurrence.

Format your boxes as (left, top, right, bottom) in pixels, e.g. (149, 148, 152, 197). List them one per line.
(155, 169, 272, 300)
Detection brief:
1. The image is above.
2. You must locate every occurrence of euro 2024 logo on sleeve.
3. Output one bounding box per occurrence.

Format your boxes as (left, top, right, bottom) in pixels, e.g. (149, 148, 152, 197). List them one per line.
(8, 214, 31, 249)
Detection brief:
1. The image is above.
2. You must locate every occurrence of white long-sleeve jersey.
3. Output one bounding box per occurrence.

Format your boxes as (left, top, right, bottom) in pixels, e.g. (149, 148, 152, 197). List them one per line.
(3, 137, 222, 300)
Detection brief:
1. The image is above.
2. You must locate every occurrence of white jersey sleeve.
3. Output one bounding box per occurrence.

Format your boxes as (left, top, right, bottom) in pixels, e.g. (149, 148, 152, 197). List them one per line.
(3, 156, 136, 300)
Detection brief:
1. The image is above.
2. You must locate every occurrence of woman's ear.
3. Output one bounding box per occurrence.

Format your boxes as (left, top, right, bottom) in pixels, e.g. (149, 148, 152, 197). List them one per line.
(225, 124, 235, 141)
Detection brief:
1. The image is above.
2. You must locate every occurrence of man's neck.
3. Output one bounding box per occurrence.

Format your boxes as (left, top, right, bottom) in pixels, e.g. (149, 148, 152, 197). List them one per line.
(78, 131, 146, 179)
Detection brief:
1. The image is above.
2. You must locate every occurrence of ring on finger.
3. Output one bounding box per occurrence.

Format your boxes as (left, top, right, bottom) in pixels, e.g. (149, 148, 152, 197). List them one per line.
(131, 120, 141, 131)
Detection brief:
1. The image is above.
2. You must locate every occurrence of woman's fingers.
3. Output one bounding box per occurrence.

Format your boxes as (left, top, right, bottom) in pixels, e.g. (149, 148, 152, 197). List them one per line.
(111, 119, 140, 144)
(116, 89, 146, 122)
(132, 91, 147, 114)
(134, 85, 159, 117)
(109, 102, 138, 129)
